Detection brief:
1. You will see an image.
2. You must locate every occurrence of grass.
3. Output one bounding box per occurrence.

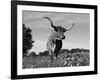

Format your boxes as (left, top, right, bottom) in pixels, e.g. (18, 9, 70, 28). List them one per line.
(23, 52, 90, 69)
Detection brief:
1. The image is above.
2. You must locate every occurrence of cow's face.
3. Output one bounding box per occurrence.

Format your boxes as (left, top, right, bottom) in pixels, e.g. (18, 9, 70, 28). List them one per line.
(54, 26, 66, 40)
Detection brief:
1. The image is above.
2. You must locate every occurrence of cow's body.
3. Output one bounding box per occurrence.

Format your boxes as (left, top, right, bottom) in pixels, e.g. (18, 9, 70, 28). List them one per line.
(44, 17, 75, 60)
(47, 31, 63, 59)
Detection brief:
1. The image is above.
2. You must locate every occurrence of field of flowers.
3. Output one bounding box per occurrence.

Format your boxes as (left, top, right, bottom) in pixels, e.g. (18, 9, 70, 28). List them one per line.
(23, 52, 90, 69)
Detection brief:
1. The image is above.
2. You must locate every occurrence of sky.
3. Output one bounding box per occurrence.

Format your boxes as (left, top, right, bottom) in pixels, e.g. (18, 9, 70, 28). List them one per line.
(22, 10, 90, 54)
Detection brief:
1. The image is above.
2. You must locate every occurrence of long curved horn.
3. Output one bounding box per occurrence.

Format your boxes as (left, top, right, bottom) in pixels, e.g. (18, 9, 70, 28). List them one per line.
(43, 17, 56, 29)
(66, 23, 75, 31)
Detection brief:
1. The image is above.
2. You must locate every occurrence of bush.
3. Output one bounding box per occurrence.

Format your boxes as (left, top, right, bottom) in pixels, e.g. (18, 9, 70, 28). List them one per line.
(38, 50, 49, 56)
(60, 49, 70, 54)
(29, 52, 37, 58)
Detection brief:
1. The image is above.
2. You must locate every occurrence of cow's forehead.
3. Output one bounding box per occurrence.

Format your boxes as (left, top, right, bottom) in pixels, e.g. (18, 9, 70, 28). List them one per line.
(57, 26, 65, 30)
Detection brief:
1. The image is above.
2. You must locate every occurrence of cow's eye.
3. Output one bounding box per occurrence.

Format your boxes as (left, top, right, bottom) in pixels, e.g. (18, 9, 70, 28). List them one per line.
(54, 28, 58, 32)
(59, 28, 62, 31)
(63, 28, 66, 32)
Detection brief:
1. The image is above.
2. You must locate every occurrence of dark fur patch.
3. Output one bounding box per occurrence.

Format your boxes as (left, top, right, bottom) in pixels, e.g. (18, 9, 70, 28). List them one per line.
(54, 39, 62, 57)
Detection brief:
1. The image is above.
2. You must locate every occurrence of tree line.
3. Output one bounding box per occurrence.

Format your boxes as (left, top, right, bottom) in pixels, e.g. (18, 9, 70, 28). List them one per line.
(27, 48, 89, 57)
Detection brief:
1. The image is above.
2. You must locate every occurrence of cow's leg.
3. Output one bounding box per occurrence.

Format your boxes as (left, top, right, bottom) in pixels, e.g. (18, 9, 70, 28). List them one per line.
(52, 44, 56, 60)
(52, 51, 56, 60)
(51, 51, 56, 61)
(54, 48, 61, 58)
(48, 49, 56, 62)
(48, 49, 53, 60)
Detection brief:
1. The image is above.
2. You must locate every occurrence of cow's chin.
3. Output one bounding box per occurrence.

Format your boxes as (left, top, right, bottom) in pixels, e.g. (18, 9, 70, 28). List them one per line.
(61, 36, 65, 40)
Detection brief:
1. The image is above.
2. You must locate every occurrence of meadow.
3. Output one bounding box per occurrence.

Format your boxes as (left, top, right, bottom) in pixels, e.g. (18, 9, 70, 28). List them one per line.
(23, 50, 90, 68)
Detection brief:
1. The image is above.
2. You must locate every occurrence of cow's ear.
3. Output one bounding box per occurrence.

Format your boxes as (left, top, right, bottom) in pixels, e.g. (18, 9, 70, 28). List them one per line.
(54, 27, 58, 32)
(63, 28, 67, 32)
